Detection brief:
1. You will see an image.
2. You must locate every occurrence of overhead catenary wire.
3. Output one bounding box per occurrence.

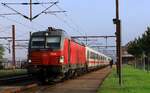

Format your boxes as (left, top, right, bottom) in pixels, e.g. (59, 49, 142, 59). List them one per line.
(1, 0, 85, 36)
(0, 27, 11, 41)
(31, 1, 58, 20)
(0, 15, 49, 39)
(15, 29, 31, 39)
(34, 0, 84, 36)
(0, 0, 58, 40)
(53, 14, 83, 36)
(0, 25, 11, 33)
(1, 3, 29, 20)
(0, 21, 47, 41)
(0, 15, 38, 31)
(1, 2, 58, 5)
(0, 0, 85, 36)
(1, 1, 59, 21)
(52, 0, 85, 36)
(0, 18, 48, 39)
(35, 0, 48, 8)
(54, 4, 87, 36)
(0, 13, 19, 16)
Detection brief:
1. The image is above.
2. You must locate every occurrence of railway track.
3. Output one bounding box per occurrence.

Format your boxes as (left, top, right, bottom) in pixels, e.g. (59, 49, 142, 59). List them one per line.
(0, 74, 36, 85)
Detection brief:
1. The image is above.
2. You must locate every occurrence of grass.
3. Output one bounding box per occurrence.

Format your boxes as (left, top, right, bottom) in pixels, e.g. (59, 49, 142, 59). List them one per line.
(0, 69, 27, 78)
(97, 65, 150, 93)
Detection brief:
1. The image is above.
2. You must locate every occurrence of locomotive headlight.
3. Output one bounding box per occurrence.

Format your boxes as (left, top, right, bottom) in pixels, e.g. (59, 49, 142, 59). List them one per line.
(45, 33, 49, 36)
(59, 56, 64, 63)
(28, 59, 32, 63)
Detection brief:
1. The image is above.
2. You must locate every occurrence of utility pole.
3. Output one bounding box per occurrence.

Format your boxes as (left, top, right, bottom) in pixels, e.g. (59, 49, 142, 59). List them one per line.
(148, 57, 149, 72)
(30, 32, 32, 37)
(30, 0, 32, 21)
(106, 37, 108, 48)
(113, 0, 122, 85)
(12, 25, 16, 68)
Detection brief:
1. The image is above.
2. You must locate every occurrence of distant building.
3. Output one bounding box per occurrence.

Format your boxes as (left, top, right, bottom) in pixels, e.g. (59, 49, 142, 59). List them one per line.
(122, 46, 134, 64)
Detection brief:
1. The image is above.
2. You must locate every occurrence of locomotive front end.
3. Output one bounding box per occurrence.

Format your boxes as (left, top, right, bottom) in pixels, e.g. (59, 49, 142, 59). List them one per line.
(27, 28, 66, 81)
(29, 36, 62, 66)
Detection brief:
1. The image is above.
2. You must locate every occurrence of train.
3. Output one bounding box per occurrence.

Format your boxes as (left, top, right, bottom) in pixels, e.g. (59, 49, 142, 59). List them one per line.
(27, 27, 112, 82)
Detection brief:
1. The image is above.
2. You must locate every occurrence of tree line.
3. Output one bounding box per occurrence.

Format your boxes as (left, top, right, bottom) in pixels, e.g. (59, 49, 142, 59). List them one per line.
(127, 27, 150, 57)
(0, 45, 4, 58)
(0, 45, 4, 69)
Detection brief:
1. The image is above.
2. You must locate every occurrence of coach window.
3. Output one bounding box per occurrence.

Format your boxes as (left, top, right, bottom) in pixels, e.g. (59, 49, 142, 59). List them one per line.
(94, 53, 96, 59)
(87, 50, 90, 59)
(96, 54, 98, 60)
(90, 52, 94, 59)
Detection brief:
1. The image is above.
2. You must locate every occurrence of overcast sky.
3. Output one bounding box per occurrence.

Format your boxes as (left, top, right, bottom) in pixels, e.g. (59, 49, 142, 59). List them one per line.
(0, 0, 150, 59)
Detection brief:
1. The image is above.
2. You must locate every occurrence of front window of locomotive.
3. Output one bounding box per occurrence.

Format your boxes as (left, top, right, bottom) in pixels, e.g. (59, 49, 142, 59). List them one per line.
(31, 37, 45, 48)
(30, 35, 61, 50)
(45, 36, 61, 50)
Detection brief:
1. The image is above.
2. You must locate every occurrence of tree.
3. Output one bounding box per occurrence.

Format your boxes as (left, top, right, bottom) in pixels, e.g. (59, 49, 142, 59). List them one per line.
(127, 27, 150, 70)
(127, 39, 143, 57)
(143, 27, 150, 56)
(127, 27, 150, 57)
(0, 45, 4, 69)
(0, 45, 4, 59)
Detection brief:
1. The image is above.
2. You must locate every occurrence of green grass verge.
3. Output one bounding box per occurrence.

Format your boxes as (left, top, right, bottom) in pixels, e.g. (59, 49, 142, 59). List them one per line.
(97, 65, 150, 93)
(0, 69, 27, 78)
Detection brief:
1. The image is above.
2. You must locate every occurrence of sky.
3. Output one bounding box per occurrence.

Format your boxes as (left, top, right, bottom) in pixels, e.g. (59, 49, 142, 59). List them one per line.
(0, 0, 150, 59)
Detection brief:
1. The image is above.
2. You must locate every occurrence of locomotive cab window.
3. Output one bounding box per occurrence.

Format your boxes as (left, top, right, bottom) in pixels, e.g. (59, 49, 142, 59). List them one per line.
(30, 36, 61, 50)
(31, 37, 45, 48)
(46, 37, 61, 50)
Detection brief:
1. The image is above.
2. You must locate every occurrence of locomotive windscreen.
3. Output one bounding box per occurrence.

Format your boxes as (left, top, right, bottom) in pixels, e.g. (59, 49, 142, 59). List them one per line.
(46, 37, 60, 49)
(31, 36, 61, 50)
(31, 37, 45, 48)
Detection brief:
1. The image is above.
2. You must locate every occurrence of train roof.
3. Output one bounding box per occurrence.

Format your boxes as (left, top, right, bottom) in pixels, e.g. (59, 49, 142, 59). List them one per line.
(31, 27, 86, 46)
(31, 27, 69, 37)
(86, 46, 111, 59)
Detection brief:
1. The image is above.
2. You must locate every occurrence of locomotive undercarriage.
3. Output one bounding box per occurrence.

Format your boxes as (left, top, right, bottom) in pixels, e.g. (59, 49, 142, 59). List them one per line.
(28, 64, 88, 83)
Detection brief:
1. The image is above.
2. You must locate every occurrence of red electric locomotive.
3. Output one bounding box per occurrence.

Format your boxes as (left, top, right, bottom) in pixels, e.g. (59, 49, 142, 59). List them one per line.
(27, 27, 111, 82)
(28, 27, 86, 81)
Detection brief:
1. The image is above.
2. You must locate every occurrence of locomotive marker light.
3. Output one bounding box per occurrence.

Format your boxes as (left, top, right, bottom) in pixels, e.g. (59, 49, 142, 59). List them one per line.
(45, 33, 49, 36)
(60, 56, 64, 63)
(28, 59, 32, 63)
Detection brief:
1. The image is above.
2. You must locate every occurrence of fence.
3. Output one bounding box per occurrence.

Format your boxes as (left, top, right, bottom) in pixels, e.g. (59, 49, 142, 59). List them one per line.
(0, 60, 27, 69)
(130, 57, 150, 71)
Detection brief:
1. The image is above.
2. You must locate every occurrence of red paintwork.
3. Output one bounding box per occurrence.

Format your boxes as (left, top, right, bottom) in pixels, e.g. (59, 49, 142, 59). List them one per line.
(70, 39, 86, 65)
(29, 38, 86, 66)
(29, 50, 62, 66)
(29, 37, 109, 68)
(62, 38, 86, 65)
